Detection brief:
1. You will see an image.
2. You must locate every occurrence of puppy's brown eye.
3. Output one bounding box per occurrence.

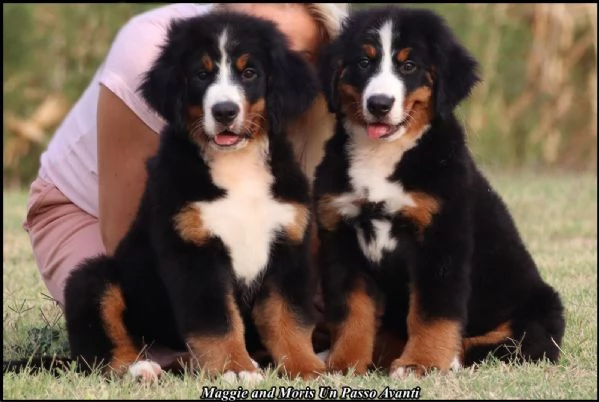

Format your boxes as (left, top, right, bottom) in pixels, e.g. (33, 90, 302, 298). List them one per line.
(358, 57, 371, 69)
(197, 71, 209, 81)
(399, 61, 417, 75)
(241, 68, 257, 81)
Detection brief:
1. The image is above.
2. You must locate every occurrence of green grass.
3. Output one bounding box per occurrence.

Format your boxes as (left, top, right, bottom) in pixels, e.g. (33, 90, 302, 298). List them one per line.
(3, 169, 597, 399)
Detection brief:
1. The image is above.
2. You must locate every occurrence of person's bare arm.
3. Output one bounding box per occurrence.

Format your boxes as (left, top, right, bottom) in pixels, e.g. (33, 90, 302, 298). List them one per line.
(97, 84, 159, 255)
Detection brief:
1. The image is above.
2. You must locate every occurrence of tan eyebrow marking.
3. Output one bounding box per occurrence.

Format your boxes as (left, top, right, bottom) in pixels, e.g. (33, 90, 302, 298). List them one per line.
(201, 54, 214, 72)
(362, 44, 377, 59)
(397, 47, 412, 62)
(235, 54, 250, 72)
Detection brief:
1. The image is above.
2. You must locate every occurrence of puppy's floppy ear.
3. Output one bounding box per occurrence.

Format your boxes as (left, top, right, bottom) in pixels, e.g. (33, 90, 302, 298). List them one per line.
(138, 21, 188, 130)
(432, 32, 481, 119)
(266, 42, 320, 134)
(318, 41, 343, 114)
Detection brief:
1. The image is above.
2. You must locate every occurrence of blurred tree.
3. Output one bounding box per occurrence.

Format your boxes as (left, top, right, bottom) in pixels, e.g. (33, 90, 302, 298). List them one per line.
(2, 3, 597, 189)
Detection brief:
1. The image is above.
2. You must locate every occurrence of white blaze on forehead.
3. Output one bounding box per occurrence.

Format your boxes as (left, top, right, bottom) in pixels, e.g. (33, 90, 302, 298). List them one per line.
(363, 20, 405, 124)
(204, 28, 245, 136)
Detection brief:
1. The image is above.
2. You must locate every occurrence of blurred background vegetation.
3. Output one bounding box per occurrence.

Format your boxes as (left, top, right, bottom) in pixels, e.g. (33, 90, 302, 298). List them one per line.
(3, 3, 597, 189)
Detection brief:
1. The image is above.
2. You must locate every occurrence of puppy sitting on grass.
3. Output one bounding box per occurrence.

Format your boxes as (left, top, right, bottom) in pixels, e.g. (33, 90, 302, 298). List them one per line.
(313, 6, 566, 378)
(5, 11, 325, 383)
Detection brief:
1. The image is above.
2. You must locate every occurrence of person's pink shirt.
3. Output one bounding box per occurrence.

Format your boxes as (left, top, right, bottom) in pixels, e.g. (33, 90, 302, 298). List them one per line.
(38, 3, 212, 218)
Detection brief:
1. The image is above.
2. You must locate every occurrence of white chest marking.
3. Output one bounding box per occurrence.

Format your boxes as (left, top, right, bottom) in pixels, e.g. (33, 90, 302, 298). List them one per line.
(356, 219, 398, 264)
(194, 146, 295, 285)
(347, 134, 416, 214)
(331, 135, 417, 263)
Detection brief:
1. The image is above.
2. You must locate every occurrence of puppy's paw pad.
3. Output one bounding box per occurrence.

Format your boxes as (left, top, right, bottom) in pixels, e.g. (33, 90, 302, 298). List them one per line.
(128, 360, 163, 383)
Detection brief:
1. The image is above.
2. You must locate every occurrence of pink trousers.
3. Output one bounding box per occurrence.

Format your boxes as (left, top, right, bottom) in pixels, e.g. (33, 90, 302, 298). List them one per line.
(23, 175, 190, 367)
(23, 176, 103, 308)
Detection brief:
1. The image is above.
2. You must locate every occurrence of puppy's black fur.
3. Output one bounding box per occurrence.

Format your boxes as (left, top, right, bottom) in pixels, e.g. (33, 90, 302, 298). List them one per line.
(6, 11, 326, 381)
(313, 6, 565, 377)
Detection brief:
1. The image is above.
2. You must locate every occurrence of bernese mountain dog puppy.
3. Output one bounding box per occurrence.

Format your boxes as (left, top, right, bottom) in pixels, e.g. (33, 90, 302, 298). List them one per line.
(59, 11, 325, 382)
(313, 6, 566, 378)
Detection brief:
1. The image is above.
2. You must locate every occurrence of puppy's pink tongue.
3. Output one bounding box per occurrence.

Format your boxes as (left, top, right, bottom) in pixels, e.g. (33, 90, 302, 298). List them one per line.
(367, 124, 390, 139)
(214, 133, 240, 146)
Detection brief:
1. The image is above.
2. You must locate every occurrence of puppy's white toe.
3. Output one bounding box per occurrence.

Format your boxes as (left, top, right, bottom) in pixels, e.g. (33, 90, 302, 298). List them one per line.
(251, 359, 259, 369)
(450, 355, 462, 371)
(389, 366, 424, 380)
(316, 349, 330, 362)
(238, 370, 264, 385)
(222, 370, 264, 385)
(128, 360, 163, 383)
(390, 365, 409, 380)
(222, 371, 238, 384)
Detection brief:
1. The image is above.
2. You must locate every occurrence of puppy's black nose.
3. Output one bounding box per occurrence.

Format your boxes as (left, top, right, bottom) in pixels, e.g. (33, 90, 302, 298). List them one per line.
(367, 95, 395, 117)
(212, 101, 240, 124)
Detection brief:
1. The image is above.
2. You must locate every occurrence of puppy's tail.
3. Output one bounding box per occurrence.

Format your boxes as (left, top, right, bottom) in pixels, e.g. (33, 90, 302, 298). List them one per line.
(462, 285, 566, 366)
(3, 355, 79, 376)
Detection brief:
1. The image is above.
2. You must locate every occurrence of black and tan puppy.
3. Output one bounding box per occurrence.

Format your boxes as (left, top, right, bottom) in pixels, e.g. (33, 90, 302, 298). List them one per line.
(313, 6, 565, 378)
(57, 11, 325, 382)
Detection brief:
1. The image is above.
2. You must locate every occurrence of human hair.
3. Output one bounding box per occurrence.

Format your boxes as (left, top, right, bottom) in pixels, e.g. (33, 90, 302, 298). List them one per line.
(302, 3, 349, 43)
(213, 3, 349, 45)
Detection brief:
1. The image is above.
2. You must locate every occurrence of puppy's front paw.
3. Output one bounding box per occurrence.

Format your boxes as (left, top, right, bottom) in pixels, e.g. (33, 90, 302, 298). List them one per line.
(127, 360, 163, 384)
(389, 360, 429, 379)
(327, 356, 370, 376)
(326, 346, 372, 375)
(389, 355, 452, 379)
(389, 352, 462, 379)
(222, 369, 265, 385)
(282, 354, 326, 380)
